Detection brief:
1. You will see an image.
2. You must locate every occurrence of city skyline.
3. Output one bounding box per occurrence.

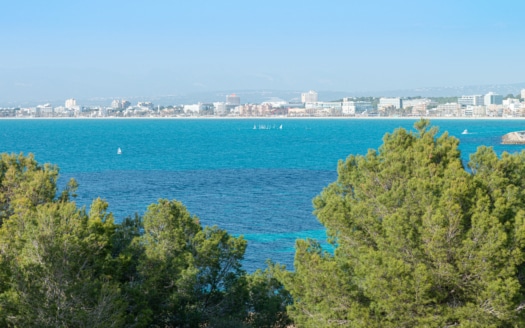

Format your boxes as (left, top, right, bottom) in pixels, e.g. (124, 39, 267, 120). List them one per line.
(1, 1, 525, 104)
(3, 88, 525, 119)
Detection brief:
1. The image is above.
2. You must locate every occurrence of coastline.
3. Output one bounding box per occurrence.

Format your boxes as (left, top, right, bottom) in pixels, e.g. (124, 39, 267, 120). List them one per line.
(2, 116, 525, 120)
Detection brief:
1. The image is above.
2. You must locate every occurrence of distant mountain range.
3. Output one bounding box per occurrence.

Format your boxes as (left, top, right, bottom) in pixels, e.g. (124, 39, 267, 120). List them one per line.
(3, 83, 525, 108)
(81, 82, 525, 106)
(373, 83, 525, 98)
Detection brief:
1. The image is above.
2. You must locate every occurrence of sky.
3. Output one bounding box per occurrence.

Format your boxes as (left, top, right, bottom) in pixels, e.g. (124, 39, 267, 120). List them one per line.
(1, 0, 525, 104)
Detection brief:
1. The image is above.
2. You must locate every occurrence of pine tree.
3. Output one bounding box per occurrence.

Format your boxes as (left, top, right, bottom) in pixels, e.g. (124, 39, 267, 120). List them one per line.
(275, 120, 525, 327)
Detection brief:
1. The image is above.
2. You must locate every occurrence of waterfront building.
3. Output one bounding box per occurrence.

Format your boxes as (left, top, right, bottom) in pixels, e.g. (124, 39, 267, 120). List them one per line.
(462, 105, 488, 117)
(111, 99, 120, 109)
(305, 101, 342, 114)
(484, 92, 503, 106)
(199, 103, 215, 115)
(458, 95, 484, 106)
(301, 90, 318, 103)
(24, 107, 39, 116)
(401, 99, 432, 116)
(213, 102, 227, 115)
(503, 98, 521, 106)
(226, 93, 241, 105)
(288, 107, 308, 116)
(402, 98, 430, 108)
(183, 104, 201, 114)
(261, 98, 288, 108)
(36, 103, 54, 117)
(436, 103, 461, 117)
(111, 99, 131, 109)
(65, 98, 77, 108)
(521, 89, 525, 99)
(137, 102, 154, 110)
(237, 103, 272, 116)
(506, 102, 524, 116)
(469, 105, 487, 117)
(462, 106, 473, 117)
(379, 97, 402, 109)
(53, 106, 74, 117)
(342, 98, 373, 115)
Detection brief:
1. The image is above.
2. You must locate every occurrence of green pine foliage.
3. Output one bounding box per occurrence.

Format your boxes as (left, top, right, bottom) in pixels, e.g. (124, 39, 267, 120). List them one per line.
(0, 153, 290, 327)
(275, 119, 525, 327)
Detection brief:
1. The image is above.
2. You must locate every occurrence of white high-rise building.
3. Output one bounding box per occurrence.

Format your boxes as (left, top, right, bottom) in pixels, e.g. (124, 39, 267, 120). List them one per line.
(379, 97, 402, 109)
(213, 102, 227, 115)
(65, 98, 77, 108)
(301, 90, 318, 103)
(484, 92, 503, 106)
(342, 98, 373, 115)
(521, 89, 525, 99)
(458, 95, 484, 106)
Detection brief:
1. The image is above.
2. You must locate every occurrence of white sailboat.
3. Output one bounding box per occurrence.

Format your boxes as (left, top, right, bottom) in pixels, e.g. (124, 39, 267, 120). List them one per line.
(461, 129, 468, 135)
(117, 147, 122, 155)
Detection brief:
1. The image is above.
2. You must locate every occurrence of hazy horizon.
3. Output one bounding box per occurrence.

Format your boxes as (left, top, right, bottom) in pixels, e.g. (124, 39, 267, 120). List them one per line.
(2, 1, 525, 104)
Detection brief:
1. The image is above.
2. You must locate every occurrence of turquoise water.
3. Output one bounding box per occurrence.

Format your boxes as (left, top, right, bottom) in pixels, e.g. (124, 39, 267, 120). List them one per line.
(2, 118, 525, 271)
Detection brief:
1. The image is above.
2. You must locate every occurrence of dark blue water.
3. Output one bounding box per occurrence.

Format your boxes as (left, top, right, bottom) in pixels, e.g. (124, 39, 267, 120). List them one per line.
(2, 118, 525, 270)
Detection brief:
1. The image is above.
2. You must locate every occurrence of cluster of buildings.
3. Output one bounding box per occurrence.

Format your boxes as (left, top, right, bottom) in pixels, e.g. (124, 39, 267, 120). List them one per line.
(1, 90, 525, 118)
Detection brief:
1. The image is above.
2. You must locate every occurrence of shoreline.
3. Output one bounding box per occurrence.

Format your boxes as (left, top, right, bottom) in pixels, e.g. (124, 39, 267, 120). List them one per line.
(2, 116, 525, 120)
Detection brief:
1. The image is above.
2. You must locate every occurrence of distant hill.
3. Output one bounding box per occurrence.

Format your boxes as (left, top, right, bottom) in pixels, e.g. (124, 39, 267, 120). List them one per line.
(370, 83, 525, 98)
(3, 83, 525, 108)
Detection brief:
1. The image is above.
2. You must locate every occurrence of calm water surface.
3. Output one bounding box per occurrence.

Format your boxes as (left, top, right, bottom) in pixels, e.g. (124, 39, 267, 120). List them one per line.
(2, 118, 525, 270)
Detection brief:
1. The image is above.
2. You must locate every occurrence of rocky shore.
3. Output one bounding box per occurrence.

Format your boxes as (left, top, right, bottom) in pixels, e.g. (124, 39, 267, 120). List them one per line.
(502, 131, 525, 144)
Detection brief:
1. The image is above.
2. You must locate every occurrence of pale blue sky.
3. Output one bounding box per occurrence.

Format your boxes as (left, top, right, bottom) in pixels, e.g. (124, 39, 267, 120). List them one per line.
(1, 0, 524, 103)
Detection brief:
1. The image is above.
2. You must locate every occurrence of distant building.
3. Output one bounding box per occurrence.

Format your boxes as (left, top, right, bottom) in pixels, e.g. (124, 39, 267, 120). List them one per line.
(261, 98, 288, 108)
(458, 95, 484, 106)
(484, 92, 503, 106)
(301, 90, 318, 103)
(37, 103, 54, 117)
(402, 99, 430, 108)
(137, 102, 154, 110)
(436, 103, 461, 116)
(199, 103, 215, 115)
(503, 98, 520, 106)
(237, 103, 273, 116)
(521, 89, 525, 99)
(111, 99, 131, 109)
(305, 101, 342, 110)
(402, 98, 432, 115)
(65, 98, 77, 108)
(463, 106, 487, 117)
(213, 102, 227, 115)
(379, 97, 402, 109)
(226, 94, 240, 105)
(342, 98, 373, 115)
(288, 107, 308, 116)
(183, 104, 201, 114)
(183, 102, 214, 115)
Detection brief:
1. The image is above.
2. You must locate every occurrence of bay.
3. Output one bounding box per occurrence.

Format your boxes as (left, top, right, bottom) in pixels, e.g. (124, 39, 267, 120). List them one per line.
(1, 118, 525, 271)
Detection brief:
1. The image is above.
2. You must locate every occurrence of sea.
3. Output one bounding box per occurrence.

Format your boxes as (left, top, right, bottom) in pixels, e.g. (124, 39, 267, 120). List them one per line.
(2, 118, 525, 271)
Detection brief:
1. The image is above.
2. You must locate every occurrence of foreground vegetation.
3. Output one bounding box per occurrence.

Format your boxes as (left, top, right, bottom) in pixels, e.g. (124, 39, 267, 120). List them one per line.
(0, 154, 291, 327)
(275, 120, 525, 327)
(2, 120, 525, 327)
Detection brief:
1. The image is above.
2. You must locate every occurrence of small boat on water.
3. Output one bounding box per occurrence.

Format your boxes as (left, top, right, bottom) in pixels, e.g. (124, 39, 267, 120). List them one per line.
(117, 147, 122, 155)
(461, 129, 468, 135)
